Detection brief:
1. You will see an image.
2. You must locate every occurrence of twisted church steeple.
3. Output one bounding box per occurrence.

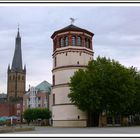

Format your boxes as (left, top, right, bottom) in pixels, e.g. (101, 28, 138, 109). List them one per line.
(7, 26, 26, 101)
(11, 27, 23, 71)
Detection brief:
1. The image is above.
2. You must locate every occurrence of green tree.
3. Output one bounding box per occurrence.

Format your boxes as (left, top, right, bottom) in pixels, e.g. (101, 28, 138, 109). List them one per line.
(40, 108, 52, 120)
(23, 108, 34, 125)
(131, 72, 140, 115)
(68, 56, 137, 126)
(23, 108, 52, 125)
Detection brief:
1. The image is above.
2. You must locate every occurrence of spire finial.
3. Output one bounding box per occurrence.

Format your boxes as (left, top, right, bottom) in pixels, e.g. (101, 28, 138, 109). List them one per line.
(70, 18, 77, 25)
(17, 23, 20, 38)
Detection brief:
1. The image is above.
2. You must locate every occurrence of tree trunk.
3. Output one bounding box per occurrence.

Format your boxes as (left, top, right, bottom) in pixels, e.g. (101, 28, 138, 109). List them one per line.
(99, 113, 102, 127)
(112, 116, 115, 126)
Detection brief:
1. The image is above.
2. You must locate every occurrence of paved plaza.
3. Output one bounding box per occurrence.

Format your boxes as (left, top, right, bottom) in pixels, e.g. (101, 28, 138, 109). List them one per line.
(8, 126, 140, 134)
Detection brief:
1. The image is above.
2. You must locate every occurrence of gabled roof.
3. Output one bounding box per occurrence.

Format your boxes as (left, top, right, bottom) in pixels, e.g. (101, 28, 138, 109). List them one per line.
(51, 24, 94, 39)
(35, 81, 52, 94)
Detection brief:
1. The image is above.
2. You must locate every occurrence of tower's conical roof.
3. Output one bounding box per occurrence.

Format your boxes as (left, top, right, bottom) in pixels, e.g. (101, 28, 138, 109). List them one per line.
(11, 28, 23, 71)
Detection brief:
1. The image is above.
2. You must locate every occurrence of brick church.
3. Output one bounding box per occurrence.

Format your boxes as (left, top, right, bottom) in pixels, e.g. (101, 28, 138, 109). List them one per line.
(0, 27, 26, 121)
(7, 27, 26, 101)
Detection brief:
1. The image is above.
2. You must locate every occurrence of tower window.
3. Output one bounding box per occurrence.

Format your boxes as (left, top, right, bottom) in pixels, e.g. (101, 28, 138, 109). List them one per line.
(77, 36, 82, 46)
(53, 94, 55, 105)
(87, 39, 91, 48)
(72, 36, 76, 46)
(53, 75, 55, 86)
(54, 57, 57, 67)
(13, 75, 15, 80)
(60, 37, 64, 47)
(85, 38, 87, 48)
(18, 75, 20, 80)
(22, 76, 24, 80)
(65, 36, 69, 46)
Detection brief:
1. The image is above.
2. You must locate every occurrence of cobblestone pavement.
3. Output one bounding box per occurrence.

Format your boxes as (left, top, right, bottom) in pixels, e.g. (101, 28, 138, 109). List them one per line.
(9, 126, 140, 134)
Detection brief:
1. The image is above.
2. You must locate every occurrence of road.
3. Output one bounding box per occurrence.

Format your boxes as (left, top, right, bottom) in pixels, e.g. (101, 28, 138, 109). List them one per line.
(8, 126, 140, 134)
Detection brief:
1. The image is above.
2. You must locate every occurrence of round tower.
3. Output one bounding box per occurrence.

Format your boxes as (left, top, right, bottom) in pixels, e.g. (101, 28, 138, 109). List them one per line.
(51, 24, 94, 127)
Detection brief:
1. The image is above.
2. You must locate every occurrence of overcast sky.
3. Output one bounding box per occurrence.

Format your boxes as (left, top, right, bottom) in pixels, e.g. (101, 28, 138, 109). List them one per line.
(0, 4, 140, 93)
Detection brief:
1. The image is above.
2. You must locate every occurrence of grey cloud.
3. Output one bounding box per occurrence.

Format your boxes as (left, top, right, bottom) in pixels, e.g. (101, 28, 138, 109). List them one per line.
(0, 5, 140, 92)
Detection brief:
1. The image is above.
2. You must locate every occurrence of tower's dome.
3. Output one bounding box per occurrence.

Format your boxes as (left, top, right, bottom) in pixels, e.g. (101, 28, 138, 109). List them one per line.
(51, 24, 94, 39)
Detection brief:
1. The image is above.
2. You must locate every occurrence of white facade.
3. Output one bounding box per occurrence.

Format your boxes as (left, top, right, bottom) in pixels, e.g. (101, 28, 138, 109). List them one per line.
(52, 51, 93, 126)
(25, 87, 39, 108)
(51, 24, 94, 127)
(23, 80, 51, 111)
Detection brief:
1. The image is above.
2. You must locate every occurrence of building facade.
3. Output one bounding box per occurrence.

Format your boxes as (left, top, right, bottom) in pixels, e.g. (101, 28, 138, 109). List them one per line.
(0, 101, 23, 122)
(7, 28, 26, 101)
(51, 24, 94, 127)
(23, 81, 51, 111)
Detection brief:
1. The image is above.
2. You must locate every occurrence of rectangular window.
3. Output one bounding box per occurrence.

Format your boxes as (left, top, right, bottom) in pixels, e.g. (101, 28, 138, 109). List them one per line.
(17, 110, 21, 116)
(17, 104, 20, 109)
(53, 94, 55, 105)
(53, 75, 55, 86)
(54, 57, 57, 67)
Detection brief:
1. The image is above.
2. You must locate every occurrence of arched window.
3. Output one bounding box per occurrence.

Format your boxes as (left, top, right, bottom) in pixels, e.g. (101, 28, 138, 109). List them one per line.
(65, 36, 69, 46)
(72, 36, 76, 46)
(18, 75, 20, 80)
(60, 37, 64, 47)
(85, 38, 87, 47)
(77, 36, 82, 46)
(22, 76, 24, 80)
(13, 75, 15, 80)
(87, 39, 90, 48)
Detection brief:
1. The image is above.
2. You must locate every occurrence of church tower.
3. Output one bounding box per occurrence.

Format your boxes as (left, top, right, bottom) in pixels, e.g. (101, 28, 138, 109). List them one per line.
(7, 27, 26, 101)
(51, 23, 94, 127)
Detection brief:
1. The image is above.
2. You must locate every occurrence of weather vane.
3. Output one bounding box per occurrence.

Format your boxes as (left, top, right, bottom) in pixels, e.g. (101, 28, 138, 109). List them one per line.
(70, 18, 77, 25)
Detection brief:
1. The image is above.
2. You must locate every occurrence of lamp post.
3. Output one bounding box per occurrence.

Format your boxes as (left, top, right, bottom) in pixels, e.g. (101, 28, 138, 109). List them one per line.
(10, 116, 13, 126)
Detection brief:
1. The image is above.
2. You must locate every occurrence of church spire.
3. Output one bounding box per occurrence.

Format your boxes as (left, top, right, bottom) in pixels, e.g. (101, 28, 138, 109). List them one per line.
(11, 26, 23, 71)
(17, 24, 20, 38)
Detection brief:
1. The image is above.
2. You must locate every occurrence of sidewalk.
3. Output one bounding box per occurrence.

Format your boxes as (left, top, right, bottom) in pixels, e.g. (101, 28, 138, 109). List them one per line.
(0, 125, 35, 133)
